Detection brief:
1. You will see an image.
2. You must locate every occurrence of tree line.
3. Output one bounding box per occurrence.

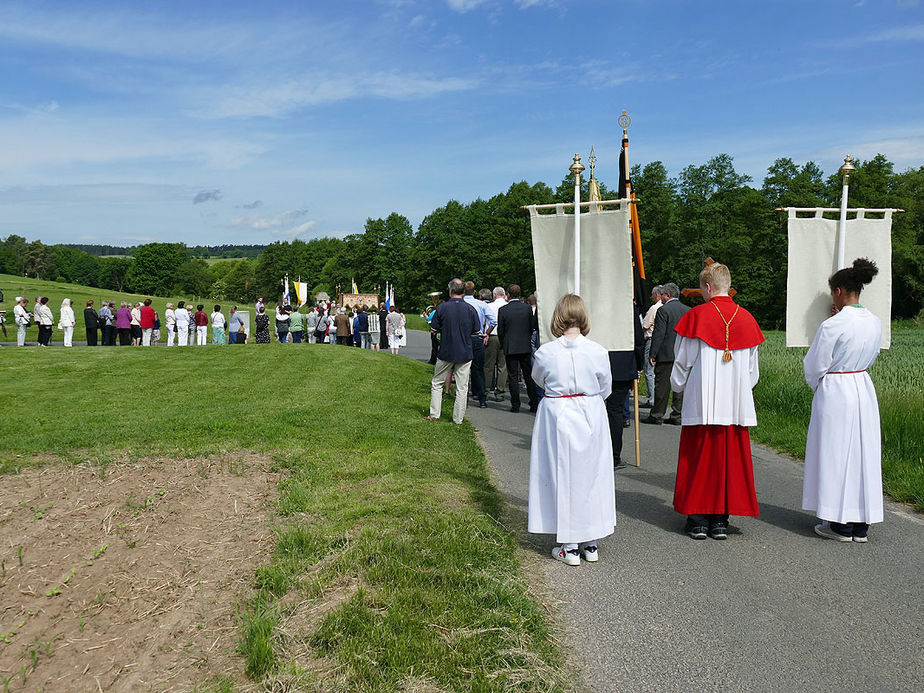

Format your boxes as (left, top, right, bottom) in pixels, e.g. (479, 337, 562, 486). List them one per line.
(2, 153, 921, 326)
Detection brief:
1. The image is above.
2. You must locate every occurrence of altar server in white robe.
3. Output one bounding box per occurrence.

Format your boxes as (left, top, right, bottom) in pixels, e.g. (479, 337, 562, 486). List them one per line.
(528, 294, 616, 566)
(803, 258, 883, 543)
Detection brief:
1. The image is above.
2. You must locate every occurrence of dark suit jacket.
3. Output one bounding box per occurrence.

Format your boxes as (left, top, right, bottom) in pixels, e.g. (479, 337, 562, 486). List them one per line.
(497, 300, 537, 355)
(649, 298, 690, 363)
(609, 310, 646, 381)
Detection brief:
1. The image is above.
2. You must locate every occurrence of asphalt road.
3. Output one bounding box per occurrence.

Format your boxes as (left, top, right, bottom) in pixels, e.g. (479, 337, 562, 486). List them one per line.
(403, 329, 924, 693)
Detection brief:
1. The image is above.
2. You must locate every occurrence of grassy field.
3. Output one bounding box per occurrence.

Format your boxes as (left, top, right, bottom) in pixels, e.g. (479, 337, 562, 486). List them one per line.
(0, 344, 566, 691)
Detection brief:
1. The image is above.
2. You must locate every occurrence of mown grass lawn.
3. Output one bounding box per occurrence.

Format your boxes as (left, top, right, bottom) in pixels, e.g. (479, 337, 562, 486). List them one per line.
(0, 344, 567, 691)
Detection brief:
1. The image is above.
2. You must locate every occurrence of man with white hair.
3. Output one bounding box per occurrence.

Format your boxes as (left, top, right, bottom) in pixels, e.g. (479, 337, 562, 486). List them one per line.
(13, 297, 30, 346)
(639, 285, 663, 407)
(483, 286, 508, 401)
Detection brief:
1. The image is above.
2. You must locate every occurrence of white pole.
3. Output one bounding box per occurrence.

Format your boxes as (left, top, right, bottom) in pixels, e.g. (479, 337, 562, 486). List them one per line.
(836, 155, 855, 270)
(569, 154, 585, 295)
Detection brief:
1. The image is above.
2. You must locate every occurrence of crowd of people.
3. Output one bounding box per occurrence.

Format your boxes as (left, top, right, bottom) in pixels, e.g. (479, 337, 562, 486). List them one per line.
(423, 260, 885, 566)
(9, 294, 408, 352)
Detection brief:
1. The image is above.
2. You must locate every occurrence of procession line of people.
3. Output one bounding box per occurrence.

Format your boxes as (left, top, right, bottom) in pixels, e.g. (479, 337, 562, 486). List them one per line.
(422, 259, 886, 567)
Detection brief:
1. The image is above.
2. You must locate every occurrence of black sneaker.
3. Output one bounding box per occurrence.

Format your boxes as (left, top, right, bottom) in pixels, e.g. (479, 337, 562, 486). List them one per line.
(642, 416, 663, 425)
(685, 519, 708, 540)
(709, 522, 728, 540)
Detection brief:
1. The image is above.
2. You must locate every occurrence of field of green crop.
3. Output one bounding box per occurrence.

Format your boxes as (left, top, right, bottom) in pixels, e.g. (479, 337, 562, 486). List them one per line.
(753, 328, 924, 510)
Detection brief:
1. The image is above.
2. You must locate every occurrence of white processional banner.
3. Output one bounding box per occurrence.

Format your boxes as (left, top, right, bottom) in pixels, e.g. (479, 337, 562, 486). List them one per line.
(786, 209, 892, 349)
(529, 206, 634, 351)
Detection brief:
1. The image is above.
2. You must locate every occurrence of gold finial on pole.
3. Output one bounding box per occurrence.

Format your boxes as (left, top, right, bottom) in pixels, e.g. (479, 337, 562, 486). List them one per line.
(588, 147, 601, 206)
(569, 153, 584, 177)
(618, 110, 631, 136)
(839, 155, 855, 181)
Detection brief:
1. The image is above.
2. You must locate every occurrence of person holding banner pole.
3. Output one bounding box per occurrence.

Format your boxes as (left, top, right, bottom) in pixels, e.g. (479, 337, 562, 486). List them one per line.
(803, 259, 883, 542)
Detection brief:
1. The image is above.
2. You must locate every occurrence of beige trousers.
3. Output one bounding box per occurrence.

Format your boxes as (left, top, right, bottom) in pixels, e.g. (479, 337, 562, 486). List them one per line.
(430, 359, 472, 424)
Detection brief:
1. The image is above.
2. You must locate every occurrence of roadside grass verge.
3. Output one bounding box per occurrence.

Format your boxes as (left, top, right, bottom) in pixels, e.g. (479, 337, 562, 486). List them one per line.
(0, 344, 567, 690)
(752, 328, 924, 511)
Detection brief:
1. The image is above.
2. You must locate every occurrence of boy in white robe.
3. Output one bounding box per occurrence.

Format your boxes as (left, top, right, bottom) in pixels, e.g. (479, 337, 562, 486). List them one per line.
(803, 258, 883, 542)
(528, 294, 616, 565)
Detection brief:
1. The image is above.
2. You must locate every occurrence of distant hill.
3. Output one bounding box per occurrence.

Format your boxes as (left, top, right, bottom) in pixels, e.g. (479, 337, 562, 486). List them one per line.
(61, 244, 267, 259)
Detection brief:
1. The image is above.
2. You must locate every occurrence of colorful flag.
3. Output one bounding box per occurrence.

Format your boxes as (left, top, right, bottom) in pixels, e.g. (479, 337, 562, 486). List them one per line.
(351, 277, 359, 294)
(619, 129, 648, 317)
(283, 275, 290, 306)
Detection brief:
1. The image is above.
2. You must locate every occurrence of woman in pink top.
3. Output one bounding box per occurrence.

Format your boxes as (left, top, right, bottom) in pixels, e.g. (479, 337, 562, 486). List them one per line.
(116, 302, 133, 346)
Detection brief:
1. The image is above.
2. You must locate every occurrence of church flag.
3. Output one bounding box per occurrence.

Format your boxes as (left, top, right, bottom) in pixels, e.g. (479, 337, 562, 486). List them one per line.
(282, 275, 290, 306)
(528, 204, 634, 351)
(351, 277, 359, 294)
(784, 208, 893, 349)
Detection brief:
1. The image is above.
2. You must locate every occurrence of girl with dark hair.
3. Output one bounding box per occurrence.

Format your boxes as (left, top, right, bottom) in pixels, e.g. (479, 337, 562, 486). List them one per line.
(803, 258, 883, 543)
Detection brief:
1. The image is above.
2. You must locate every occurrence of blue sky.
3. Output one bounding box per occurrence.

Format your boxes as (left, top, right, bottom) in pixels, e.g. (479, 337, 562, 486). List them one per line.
(0, 0, 922, 246)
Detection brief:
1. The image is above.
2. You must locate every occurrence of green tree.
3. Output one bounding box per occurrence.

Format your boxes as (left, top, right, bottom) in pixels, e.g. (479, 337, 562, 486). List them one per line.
(99, 257, 132, 292)
(23, 240, 56, 279)
(127, 243, 188, 295)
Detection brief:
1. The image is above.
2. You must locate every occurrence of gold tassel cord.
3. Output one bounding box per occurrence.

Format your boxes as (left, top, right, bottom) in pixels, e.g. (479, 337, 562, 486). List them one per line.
(712, 301, 740, 362)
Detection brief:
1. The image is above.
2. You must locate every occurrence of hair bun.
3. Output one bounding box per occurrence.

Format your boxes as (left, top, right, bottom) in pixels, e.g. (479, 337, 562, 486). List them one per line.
(851, 257, 879, 285)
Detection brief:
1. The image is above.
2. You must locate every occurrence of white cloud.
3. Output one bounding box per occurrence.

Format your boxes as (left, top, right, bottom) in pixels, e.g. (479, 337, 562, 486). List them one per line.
(200, 71, 477, 119)
(866, 23, 924, 41)
(817, 137, 924, 170)
(0, 116, 266, 174)
(446, 0, 490, 13)
(230, 208, 311, 230)
(272, 220, 318, 239)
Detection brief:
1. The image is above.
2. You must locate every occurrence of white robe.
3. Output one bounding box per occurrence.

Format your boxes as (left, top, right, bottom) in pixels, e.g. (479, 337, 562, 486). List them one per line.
(528, 334, 616, 544)
(802, 306, 883, 524)
(671, 338, 760, 426)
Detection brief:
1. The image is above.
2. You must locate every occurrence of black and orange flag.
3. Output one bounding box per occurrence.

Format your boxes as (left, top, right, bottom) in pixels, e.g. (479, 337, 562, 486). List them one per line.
(617, 111, 648, 317)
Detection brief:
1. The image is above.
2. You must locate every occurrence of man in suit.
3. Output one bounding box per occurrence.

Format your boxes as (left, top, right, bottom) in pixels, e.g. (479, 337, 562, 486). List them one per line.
(497, 284, 540, 413)
(645, 282, 690, 425)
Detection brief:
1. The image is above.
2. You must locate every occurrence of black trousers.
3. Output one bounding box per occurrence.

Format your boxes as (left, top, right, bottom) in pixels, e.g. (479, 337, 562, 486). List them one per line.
(469, 336, 486, 404)
(102, 324, 115, 345)
(38, 325, 52, 345)
(429, 333, 439, 364)
(651, 360, 683, 421)
(689, 514, 729, 526)
(605, 379, 634, 463)
(86, 327, 98, 346)
(506, 352, 539, 411)
(118, 327, 131, 346)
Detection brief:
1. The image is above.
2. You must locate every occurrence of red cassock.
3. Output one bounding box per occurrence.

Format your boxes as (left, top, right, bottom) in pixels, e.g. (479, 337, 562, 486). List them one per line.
(671, 297, 764, 517)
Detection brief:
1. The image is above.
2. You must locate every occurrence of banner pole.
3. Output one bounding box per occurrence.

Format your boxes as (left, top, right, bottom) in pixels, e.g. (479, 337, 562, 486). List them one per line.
(633, 380, 641, 467)
(836, 156, 855, 270)
(569, 154, 584, 295)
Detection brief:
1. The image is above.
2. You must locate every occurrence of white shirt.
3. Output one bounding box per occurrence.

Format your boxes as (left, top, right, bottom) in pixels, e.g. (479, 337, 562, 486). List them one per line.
(211, 311, 225, 328)
(671, 339, 760, 427)
(485, 297, 507, 332)
(641, 301, 661, 339)
(165, 308, 176, 326)
(14, 304, 29, 326)
(175, 308, 190, 327)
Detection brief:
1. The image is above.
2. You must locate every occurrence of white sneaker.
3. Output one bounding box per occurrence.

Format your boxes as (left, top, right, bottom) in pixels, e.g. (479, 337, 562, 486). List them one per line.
(552, 546, 581, 566)
(814, 522, 852, 542)
(580, 545, 599, 562)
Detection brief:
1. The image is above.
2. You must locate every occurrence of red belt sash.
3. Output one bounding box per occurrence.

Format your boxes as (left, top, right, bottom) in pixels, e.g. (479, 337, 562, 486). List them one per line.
(545, 393, 587, 398)
(828, 370, 867, 375)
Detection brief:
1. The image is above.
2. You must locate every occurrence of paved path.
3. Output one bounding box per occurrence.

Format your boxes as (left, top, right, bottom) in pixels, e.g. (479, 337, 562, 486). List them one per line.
(403, 330, 924, 692)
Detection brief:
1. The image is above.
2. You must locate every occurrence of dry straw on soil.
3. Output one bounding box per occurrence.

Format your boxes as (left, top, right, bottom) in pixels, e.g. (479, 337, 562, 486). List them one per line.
(0, 454, 277, 692)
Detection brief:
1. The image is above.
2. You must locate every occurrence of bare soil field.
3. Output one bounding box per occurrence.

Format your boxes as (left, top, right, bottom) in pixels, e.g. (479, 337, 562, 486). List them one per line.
(0, 455, 277, 692)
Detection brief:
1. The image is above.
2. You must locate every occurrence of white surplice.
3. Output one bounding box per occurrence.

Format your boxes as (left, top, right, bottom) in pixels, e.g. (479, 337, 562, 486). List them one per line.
(528, 334, 616, 544)
(802, 306, 883, 524)
(670, 338, 760, 426)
